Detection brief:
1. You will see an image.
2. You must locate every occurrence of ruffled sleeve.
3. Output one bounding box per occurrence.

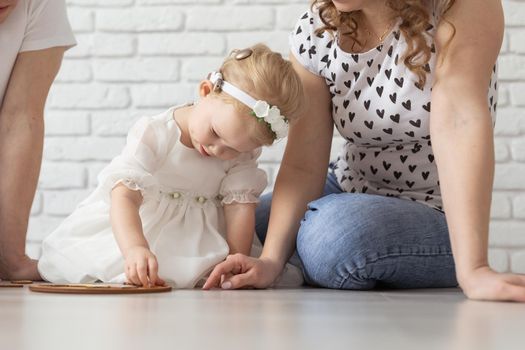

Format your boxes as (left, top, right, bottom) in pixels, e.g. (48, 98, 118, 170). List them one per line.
(97, 115, 176, 203)
(219, 148, 268, 205)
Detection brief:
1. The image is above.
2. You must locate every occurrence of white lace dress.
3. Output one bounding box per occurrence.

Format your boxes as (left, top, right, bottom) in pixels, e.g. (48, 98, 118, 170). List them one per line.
(38, 105, 268, 288)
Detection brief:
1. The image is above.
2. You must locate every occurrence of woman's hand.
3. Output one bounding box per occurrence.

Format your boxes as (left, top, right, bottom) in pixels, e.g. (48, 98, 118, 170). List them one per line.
(124, 246, 165, 287)
(202, 254, 283, 290)
(460, 266, 525, 302)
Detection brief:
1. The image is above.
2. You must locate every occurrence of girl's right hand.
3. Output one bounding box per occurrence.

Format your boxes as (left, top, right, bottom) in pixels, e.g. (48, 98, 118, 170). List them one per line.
(124, 246, 165, 287)
(202, 254, 283, 290)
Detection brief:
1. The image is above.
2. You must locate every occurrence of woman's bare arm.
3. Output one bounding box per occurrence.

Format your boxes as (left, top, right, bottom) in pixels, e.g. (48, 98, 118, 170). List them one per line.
(259, 54, 334, 269)
(432, 0, 525, 301)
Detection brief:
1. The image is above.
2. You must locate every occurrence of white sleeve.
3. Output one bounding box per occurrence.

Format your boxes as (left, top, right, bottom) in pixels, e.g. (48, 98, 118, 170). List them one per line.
(289, 9, 324, 77)
(97, 116, 174, 203)
(20, 0, 76, 52)
(219, 148, 268, 205)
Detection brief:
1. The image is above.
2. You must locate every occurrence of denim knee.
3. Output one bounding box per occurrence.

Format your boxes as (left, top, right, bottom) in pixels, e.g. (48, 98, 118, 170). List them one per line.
(255, 170, 342, 247)
(255, 192, 272, 244)
(296, 193, 456, 290)
(297, 194, 376, 289)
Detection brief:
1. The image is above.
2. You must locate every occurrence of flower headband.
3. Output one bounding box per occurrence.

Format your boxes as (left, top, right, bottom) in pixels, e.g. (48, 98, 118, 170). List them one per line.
(208, 61, 289, 140)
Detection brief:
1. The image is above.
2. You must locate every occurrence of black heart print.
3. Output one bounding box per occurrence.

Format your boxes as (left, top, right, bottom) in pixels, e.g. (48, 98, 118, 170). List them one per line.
(409, 119, 421, 128)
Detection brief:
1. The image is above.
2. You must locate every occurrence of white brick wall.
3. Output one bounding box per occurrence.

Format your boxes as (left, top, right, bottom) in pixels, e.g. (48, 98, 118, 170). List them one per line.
(28, 0, 525, 273)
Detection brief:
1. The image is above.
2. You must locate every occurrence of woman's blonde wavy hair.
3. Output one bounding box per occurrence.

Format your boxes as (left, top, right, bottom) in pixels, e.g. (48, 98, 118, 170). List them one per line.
(312, 0, 456, 88)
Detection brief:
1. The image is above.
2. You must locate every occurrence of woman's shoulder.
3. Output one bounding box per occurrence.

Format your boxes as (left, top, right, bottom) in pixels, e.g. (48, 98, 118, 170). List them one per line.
(290, 7, 336, 76)
(292, 6, 330, 41)
(294, 6, 324, 27)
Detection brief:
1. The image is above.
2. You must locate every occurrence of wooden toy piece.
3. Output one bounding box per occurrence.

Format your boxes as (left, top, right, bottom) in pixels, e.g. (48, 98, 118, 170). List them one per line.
(29, 283, 172, 294)
(0, 282, 23, 288)
(11, 280, 33, 284)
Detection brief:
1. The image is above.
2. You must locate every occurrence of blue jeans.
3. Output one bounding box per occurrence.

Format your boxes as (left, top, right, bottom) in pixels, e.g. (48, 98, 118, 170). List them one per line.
(255, 169, 457, 289)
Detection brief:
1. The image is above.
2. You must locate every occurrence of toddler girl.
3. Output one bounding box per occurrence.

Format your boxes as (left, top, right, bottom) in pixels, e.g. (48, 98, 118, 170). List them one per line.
(37, 44, 304, 288)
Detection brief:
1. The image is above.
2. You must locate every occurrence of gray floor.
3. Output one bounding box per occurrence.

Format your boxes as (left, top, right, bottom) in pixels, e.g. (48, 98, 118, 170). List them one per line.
(1, 286, 524, 350)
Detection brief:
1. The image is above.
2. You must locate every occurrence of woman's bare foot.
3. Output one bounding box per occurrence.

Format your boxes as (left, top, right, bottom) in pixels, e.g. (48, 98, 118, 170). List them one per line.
(0, 255, 41, 281)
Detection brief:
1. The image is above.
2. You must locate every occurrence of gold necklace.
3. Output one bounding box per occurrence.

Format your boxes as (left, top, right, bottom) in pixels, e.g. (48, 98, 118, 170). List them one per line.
(346, 19, 395, 53)
(365, 20, 395, 43)
(349, 29, 370, 52)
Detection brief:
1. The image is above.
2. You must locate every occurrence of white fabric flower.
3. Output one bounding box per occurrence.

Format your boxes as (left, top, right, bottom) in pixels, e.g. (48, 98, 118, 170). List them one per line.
(274, 124, 288, 139)
(264, 106, 281, 124)
(253, 101, 270, 119)
(252, 100, 288, 140)
(270, 118, 288, 139)
(271, 117, 286, 131)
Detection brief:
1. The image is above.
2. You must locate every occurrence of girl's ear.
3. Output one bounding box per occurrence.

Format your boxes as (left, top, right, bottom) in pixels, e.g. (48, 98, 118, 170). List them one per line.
(199, 80, 214, 97)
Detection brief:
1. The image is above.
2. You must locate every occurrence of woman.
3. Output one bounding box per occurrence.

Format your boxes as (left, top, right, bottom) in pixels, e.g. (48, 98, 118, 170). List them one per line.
(204, 0, 525, 302)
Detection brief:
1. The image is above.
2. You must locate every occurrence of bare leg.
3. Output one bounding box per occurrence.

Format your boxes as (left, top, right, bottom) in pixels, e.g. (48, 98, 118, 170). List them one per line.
(0, 111, 43, 280)
(0, 48, 65, 280)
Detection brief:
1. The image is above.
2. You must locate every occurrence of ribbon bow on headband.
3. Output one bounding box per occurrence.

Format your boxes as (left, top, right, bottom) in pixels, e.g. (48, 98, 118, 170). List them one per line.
(208, 71, 289, 140)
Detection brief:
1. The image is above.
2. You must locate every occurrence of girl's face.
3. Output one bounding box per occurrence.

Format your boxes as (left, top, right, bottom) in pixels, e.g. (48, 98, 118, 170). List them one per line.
(0, 0, 19, 24)
(187, 82, 261, 160)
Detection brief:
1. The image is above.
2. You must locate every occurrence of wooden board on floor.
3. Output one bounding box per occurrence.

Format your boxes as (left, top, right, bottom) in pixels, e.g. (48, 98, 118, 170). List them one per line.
(29, 283, 172, 294)
(0, 282, 24, 288)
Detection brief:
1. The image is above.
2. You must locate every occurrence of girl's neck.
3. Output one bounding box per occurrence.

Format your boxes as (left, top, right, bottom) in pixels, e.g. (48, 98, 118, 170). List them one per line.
(172, 104, 194, 149)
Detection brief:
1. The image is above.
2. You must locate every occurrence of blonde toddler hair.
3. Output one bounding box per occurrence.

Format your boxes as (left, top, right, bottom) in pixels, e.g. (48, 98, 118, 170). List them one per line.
(211, 43, 304, 145)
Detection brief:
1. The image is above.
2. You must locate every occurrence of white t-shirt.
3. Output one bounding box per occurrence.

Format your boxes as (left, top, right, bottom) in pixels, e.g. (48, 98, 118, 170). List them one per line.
(289, 6, 497, 211)
(0, 0, 76, 106)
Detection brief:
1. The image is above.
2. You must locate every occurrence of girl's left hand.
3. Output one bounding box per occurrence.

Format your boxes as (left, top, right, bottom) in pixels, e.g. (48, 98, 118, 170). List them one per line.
(460, 266, 525, 302)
